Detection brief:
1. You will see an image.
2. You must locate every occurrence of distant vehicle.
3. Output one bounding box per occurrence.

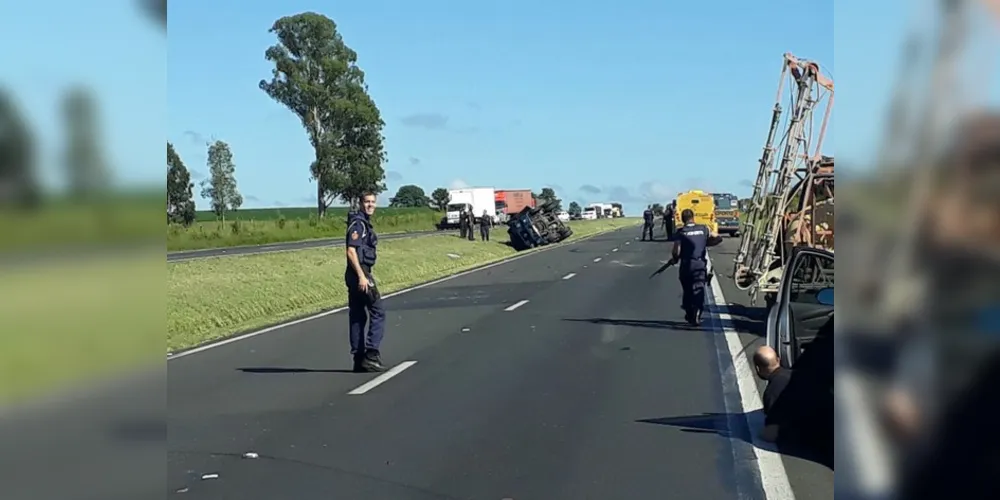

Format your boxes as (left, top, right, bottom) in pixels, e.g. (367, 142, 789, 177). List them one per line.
(443, 187, 496, 229)
(673, 190, 718, 234)
(581, 207, 598, 220)
(712, 193, 741, 237)
(610, 202, 624, 218)
(556, 211, 570, 222)
(507, 202, 573, 251)
(588, 203, 613, 218)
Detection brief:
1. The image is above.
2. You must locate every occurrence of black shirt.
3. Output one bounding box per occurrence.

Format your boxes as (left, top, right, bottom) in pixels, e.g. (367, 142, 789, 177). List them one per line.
(643, 209, 654, 223)
(762, 368, 792, 424)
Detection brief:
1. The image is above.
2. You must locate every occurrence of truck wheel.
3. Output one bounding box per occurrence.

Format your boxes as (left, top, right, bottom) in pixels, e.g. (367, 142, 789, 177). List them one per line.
(541, 200, 559, 212)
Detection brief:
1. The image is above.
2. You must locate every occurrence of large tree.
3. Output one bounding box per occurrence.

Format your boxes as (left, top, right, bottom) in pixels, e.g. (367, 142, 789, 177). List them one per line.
(259, 12, 387, 215)
(166, 142, 196, 225)
(430, 187, 450, 211)
(200, 140, 242, 220)
(567, 201, 582, 217)
(62, 87, 111, 200)
(0, 91, 40, 209)
(389, 184, 430, 208)
(537, 187, 562, 211)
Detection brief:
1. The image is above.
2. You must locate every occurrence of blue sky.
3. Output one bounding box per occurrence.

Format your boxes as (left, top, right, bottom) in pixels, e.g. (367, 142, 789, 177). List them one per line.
(167, 0, 840, 213)
(9, 0, 943, 215)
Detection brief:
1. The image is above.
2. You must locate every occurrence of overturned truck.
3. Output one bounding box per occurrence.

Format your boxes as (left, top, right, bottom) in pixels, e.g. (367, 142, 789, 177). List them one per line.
(506, 201, 573, 251)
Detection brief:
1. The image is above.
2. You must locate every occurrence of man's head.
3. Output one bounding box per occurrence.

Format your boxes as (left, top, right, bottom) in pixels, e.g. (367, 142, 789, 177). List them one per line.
(681, 208, 695, 224)
(753, 345, 781, 379)
(360, 192, 377, 216)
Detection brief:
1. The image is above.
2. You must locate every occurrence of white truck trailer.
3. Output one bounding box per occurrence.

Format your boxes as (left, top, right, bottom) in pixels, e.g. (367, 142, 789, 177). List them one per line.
(444, 187, 497, 228)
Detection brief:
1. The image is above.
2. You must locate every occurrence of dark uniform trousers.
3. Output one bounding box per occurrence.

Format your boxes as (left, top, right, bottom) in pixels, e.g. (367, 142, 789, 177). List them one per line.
(467, 214, 476, 241)
(678, 261, 709, 315)
(345, 216, 386, 357)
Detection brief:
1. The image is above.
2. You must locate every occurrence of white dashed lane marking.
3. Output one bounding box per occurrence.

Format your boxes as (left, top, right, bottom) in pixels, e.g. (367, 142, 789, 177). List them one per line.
(504, 300, 530, 311)
(347, 361, 418, 395)
(562, 273, 576, 280)
(593, 257, 602, 263)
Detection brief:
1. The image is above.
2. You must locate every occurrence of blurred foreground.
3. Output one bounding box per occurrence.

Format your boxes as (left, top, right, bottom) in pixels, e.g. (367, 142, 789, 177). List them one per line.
(0, 2, 165, 499)
(836, 1, 1000, 499)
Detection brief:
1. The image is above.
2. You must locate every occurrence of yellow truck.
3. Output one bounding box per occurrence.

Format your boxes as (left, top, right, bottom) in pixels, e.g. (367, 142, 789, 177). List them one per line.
(673, 190, 718, 235)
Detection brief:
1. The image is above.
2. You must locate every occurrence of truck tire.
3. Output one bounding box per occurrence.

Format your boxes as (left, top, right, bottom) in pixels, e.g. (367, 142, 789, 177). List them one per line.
(541, 200, 559, 212)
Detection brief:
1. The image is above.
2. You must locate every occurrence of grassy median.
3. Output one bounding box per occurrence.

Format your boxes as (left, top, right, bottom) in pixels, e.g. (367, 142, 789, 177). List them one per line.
(0, 252, 162, 405)
(168, 218, 639, 352)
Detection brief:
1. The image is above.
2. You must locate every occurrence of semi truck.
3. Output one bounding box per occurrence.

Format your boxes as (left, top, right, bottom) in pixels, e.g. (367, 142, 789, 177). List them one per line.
(443, 187, 497, 229)
(494, 189, 535, 223)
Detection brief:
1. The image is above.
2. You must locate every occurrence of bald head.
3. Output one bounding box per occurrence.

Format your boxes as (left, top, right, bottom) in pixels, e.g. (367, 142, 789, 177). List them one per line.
(753, 345, 781, 379)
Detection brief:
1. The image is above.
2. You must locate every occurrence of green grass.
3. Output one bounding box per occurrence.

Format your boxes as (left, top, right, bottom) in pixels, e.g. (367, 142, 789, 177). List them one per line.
(168, 218, 640, 352)
(0, 252, 162, 405)
(169, 207, 443, 252)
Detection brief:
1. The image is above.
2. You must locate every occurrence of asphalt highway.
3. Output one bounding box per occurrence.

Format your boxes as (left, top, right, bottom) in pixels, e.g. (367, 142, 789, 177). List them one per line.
(0, 226, 833, 500)
(165, 226, 832, 499)
(166, 229, 442, 262)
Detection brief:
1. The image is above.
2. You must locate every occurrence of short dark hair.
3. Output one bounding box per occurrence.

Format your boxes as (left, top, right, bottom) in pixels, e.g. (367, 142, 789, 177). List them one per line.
(681, 208, 695, 222)
(360, 192, 376, 202)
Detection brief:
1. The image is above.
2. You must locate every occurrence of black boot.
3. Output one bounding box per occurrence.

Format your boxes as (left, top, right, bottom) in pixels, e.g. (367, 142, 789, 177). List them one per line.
(352, 351, 368, 373)
(360, 350, 387, 372)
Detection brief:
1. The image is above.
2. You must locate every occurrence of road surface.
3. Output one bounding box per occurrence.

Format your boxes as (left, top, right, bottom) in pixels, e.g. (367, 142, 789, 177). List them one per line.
(167, 230, 442, 262)
(0, 226, 834, 499)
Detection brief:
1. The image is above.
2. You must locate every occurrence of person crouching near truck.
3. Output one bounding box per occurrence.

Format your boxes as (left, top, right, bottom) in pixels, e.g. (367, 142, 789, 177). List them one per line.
(480, 209, 492, 241)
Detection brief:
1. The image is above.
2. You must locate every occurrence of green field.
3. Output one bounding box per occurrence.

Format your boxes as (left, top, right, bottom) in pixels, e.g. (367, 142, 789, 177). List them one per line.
(168, 218, 640, 351)
(171, 206, 443, 252)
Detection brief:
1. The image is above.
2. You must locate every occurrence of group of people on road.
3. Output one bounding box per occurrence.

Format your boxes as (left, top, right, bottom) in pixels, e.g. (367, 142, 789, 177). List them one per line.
(458, 209, 493, 242)
(641, 203, 677, 242)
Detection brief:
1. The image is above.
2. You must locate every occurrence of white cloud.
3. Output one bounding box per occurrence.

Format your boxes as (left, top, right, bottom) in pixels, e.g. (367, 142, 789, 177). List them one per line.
(637, 180, 676, 202)
(449, 178, 470, 189)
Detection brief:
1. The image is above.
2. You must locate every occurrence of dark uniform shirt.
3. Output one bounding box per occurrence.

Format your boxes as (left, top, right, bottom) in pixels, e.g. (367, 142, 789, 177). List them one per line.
(675, 222, 711, 270)
(643, 209, 654, 223)
(346, 211, 378, 272)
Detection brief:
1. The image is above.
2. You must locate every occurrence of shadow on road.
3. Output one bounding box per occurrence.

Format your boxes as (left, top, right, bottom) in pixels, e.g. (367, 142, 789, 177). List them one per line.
(562, 317, 706, 331)
(237, 367, 358, 374)
(716, 303, 768, 337)
(637, 411, 833, 470)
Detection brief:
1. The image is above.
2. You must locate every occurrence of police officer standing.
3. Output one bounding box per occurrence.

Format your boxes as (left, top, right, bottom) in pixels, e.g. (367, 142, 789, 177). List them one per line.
(479, 209, 492, 241)
(458, 209, 469, 239)
(663, 202, 676, 239)
(671, 208, 723, 325)
(345, 192, 387, 372)
(466, 210, 476, 241)
(641, 205, 655, 241)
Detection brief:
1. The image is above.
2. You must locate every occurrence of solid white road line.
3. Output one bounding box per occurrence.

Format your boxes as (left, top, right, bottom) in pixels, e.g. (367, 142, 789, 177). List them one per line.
(562, 273, 577, 280)
(593, 257, 602, 262)
(504, 299, 530, 311)
(347, 361, 418, 395)
(706, 254, 795, 500)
